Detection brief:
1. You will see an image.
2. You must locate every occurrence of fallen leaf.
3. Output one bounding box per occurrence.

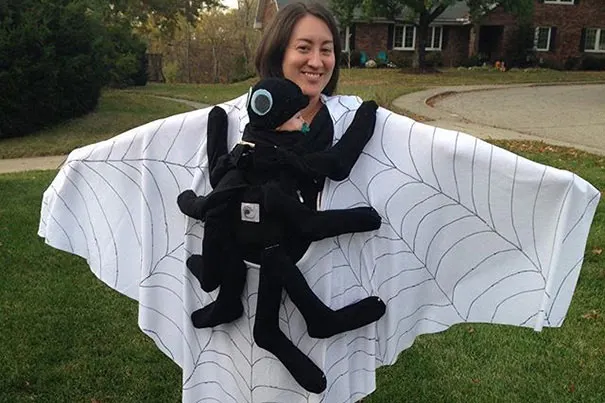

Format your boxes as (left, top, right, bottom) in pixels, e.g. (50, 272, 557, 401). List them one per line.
(467, 326, 475, 333)
(592, 248, 602, 255)
(568, 383, 576, 393)
(471, 378, 481, 384)
(581, 310, 600, 320)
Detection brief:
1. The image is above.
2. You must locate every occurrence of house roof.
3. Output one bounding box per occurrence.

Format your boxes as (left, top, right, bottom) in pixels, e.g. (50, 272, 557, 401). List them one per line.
(254, 0, 472, 29)
(433, 1, 472, 24)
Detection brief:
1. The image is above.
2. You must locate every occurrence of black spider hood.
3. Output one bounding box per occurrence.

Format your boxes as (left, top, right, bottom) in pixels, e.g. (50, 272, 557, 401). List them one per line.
(246, 78, 309, 131)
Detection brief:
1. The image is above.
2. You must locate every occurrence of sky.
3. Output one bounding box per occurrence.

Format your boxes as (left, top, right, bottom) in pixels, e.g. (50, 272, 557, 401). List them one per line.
(221, 0, 238, 9)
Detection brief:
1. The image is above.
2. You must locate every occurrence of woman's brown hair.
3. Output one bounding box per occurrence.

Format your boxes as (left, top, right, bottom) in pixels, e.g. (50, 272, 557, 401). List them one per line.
(254, 2, 341, 96)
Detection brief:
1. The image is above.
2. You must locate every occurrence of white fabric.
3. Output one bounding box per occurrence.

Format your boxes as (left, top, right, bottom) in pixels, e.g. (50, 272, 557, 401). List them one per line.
(38, 94, 600, 403)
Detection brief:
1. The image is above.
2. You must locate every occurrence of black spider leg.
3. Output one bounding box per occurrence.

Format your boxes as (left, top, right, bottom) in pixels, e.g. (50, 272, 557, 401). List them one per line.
(185, 106, 249, 327)
(263, 181, 381, 240)
(253, 245, 327, 394)
(190, 217, 247, 328)
(176, 106, 233, 220)
(263, 237, 385, 341)
(287, 100, 379, 181)
(207, 106, 229, 188)
(186, 203, 231, 293)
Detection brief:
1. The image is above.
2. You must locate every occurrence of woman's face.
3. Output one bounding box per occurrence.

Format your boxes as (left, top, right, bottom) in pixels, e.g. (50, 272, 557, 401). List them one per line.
(282, 14, 335, 101)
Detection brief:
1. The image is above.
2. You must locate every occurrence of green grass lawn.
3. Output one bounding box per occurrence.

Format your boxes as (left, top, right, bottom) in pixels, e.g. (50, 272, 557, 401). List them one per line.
(2, 68, 604, 159)
(0, 142, 603, 402)
(0, 91, 194, 159)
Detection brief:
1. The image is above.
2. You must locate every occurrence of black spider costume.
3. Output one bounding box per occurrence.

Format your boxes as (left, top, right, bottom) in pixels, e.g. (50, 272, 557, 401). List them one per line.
(178, 78, 386, 393)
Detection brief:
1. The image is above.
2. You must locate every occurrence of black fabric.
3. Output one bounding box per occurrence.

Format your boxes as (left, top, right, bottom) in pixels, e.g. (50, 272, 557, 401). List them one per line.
(247, 78, 309, 131)
(263, 244, 386, 339)
(253, 249, 327, 393)
(177, 82, 385, 393)
(207, 106, 229, 188)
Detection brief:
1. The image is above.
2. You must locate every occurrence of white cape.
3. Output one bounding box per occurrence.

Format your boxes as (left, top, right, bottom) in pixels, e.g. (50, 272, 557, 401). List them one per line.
(39, 94, 600, 403)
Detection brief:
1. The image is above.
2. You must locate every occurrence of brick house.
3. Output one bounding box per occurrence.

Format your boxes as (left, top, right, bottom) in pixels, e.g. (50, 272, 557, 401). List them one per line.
(254, 0, 605, 68)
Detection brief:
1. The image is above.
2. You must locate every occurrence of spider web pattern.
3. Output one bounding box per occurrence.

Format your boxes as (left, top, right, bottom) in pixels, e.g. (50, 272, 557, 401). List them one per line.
(38, 94, 600, 403)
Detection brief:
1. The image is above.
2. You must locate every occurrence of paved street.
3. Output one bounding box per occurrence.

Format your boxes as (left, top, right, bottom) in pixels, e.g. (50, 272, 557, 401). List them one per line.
(433, 84, 605, 154)
(393, 83, 605, 155)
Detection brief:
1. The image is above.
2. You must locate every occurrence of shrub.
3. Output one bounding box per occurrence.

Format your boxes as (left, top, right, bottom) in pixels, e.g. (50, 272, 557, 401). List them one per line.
(102, 21, 149, 88)
(340, 51, 364, 68)
(230, 55, 255, 83)
(425, 52, 443, 68)
(564, 57, 581, 71)
(538, 57, 563, 71)
(0, 0, 107, 138)
(348, 50, 362, 67)
(504, 24, 536, 68)
(581, 55, 605, 71)
(340, 51, 350, 67)
(460, 54, 483, 68)
(386, 50, 413, 68)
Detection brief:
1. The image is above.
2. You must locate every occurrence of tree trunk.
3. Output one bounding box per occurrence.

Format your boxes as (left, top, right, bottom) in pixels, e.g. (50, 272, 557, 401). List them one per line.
(413, 12, 430, 70)
(242, 34, 250, 67)
(469, 23, 480, 58)
(186, 22, 191, 83)
(212, 44, 219, 83)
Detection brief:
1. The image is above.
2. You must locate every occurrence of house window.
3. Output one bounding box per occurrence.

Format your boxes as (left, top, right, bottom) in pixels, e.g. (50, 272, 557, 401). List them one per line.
(427, 26, 443, 50)
(534, 27, 552, 51)
(393, 25, 442, 51)
(544, 0, 574, 4)
(394, 25, 415, 50)
(585, 28, 605, 53)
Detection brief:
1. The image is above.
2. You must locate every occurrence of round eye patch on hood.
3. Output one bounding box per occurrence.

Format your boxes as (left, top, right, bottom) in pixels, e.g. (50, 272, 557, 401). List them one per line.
(250, 89, 273, 116)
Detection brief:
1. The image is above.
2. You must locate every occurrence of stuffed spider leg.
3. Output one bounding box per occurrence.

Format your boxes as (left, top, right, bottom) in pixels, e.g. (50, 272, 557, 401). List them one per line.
(253, 245, 327, 394)
(281, 100, 379, 181)
(263, 181, 381, 239)
(179, 106, 248, 327)
(261, 242, 385, 338)
(190, 202, 247, 328)
(177, 106, 235, 291)
(207, 106, 230, 188)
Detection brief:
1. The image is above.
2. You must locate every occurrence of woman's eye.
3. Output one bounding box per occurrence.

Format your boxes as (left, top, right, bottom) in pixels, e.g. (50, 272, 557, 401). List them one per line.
(297, 46, 310, 53)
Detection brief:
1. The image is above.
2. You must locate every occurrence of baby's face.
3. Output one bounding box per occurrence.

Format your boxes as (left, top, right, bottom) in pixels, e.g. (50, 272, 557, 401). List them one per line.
(276, 112, 306, 132)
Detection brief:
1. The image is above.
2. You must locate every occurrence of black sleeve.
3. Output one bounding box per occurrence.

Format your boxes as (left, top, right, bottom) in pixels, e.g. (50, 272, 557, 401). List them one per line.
(283, 100, 378, 181)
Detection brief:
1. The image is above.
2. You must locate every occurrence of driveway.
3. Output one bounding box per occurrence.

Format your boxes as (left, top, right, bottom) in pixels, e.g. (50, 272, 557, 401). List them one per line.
(394, 83, 605, 155)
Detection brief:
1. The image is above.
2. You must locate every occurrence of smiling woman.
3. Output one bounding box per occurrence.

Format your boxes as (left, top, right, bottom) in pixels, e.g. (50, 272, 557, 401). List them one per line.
(254, 2, 341, 123)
